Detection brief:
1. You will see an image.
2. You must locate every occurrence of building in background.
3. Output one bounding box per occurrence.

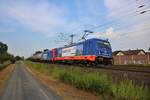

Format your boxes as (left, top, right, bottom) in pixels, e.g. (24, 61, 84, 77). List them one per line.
(113, 49, 150, 65)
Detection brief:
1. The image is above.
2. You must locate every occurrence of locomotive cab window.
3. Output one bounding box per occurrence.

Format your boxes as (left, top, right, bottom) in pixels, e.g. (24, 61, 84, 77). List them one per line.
(97, 41, 110, 47)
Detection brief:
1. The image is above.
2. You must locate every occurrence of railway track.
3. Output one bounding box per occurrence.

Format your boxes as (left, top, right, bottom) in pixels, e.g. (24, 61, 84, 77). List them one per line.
(31, 61, 150, 74)
(73, 63, 150, 74)
(98, 65, 150, 74)
(58, 63, 150, 74)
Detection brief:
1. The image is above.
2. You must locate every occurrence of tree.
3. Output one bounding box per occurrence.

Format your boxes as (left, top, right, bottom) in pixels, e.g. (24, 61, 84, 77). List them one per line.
(15, 56, 23, 61)
(0, 42, 8, 54)
(0, 53, 14, 63)
(0, 42, 15, 63)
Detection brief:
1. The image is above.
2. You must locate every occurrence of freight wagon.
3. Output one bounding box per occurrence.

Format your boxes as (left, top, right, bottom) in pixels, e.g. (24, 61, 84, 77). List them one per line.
(30, 52, 43, 62)
(36, 38, 112, 65)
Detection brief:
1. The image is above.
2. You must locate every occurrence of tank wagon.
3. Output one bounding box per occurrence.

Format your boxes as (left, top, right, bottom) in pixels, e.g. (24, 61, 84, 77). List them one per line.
(33, 38, 112, 65)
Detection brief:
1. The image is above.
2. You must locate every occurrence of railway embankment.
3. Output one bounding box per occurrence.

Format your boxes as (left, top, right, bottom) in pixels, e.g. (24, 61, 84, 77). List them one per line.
(24, 61, 150, 100)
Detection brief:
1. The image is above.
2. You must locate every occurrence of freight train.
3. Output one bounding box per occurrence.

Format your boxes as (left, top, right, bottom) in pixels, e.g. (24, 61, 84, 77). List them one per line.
(30, 38, 113, 65)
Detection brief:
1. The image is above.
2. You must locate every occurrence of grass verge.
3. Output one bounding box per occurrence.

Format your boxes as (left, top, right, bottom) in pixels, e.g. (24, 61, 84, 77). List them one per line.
(25, 61, 150, 100)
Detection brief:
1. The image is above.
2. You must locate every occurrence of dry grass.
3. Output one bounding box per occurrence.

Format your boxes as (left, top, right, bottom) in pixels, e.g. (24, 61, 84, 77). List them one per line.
(0, 64, 15, 93)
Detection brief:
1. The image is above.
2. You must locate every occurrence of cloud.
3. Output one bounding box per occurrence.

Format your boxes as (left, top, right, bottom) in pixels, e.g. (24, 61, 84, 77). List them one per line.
(91, 27, 121, 40)
(0, 0, 67, 37)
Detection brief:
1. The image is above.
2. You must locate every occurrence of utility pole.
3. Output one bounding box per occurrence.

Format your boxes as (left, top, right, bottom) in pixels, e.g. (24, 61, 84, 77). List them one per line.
(69, 34, 75, 45)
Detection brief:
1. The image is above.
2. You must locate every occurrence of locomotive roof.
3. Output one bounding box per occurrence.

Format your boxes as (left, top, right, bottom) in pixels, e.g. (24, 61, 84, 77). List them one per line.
(41, 38, 110, 54)
(59, 38, 109, 48)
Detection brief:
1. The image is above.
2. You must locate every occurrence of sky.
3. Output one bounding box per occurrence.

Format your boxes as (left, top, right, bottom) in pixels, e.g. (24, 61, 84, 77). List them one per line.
(0, 0, 150, 57)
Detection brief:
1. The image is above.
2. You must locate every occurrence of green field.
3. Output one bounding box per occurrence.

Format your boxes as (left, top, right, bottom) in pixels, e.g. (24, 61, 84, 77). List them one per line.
(25, 61, 150, 100)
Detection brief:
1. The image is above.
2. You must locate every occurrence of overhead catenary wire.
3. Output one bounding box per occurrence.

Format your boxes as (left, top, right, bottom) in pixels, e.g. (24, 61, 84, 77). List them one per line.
(66, 0, 144, 34)
(89, 9, 150, 31)
(73, 14, 148, 42)
(89, 1, 148, 30)
(80, 1, 150, 32)
(69, 4, 149, 37)
(75, 14, 150, 43)
(80, 7, 150, 39)
(56, 1, 150, 45)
